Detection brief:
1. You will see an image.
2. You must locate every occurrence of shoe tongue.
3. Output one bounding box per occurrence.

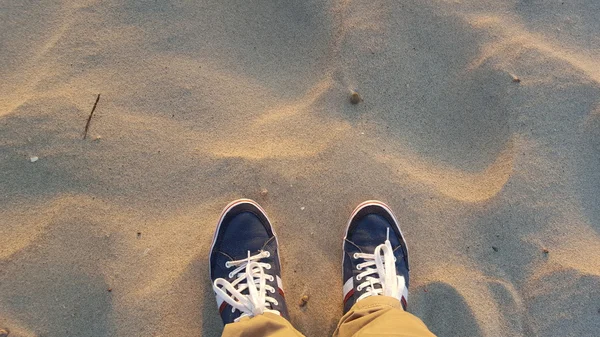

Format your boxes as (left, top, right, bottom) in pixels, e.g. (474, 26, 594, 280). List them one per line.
(221, 212, 270, 258)
(349, 214, 401, 253)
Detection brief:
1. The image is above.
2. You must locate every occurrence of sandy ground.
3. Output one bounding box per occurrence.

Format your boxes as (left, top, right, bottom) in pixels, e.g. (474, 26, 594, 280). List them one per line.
(1, 0, 600, 336)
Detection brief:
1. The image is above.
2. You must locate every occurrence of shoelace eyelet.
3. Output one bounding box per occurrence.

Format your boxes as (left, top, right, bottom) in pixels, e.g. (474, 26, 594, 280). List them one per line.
(353, 253, 359, 259)
(356, 263, 362, 270)
(225, 261, 232, 268)
(264, 251, 271, 257)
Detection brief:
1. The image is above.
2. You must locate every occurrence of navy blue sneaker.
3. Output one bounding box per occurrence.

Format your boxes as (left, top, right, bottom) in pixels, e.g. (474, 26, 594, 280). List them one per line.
(342, 200, 410, 313)
(210, 199, 289, 324)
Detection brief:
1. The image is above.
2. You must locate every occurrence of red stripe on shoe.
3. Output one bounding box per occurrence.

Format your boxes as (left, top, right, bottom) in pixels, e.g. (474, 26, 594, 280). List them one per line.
(278, 288, 285, 298)
(218, 301, 228, 314)
(343, 289, 355, 304)
(401, 296, 407, 310)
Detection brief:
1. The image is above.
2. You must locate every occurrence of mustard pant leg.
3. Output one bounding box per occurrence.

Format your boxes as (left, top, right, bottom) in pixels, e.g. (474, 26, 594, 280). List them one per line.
(221, 312, 306, 337)
(221, 296, 435, 337)
(333, 296, 436, 337)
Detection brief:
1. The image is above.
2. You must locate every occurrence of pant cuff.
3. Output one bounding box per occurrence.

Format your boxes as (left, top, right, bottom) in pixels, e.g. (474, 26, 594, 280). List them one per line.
(350, 295, 404, 311)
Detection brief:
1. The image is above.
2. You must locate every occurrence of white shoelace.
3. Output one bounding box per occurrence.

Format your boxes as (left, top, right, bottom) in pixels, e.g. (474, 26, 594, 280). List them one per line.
(213, 251, 280, 322)
(353, 228, 406, 301)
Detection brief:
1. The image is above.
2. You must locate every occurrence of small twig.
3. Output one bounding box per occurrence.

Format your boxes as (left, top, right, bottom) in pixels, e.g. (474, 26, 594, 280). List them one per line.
(83, 94, 101, 139)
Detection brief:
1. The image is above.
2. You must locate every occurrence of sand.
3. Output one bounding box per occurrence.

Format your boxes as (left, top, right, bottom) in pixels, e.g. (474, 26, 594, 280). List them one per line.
(1, 0, 599, 336)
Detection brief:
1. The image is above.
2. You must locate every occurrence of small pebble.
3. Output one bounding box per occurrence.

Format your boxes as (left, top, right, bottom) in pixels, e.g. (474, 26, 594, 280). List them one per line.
(107, 288, 112, 292)
(350, 91, 362, 104)
(299, 295, 309, 307)
(137, 232, 142, 238)
(300, 207, 305, 211)
(29, 156, 39, 163)
(260, 188, 268, 197)
(94, 135, 102, 141)
(542, 248, 549, 254)
(511, 74, 521, 83)
(0, 328, 9, 337)
(492, 246, 499, 252)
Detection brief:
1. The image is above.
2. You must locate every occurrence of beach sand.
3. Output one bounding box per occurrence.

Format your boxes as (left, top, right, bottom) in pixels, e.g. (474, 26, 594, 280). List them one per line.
(1, 0, 599, 336)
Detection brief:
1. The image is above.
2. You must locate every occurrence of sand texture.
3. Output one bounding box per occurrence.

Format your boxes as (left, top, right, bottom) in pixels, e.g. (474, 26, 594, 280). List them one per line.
(1, 0, 599, 336)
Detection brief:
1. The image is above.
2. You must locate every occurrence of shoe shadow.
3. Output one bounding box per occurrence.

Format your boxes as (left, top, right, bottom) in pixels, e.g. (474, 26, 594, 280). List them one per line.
(200, 259, 224, 337)
(411, 282, 483, 337)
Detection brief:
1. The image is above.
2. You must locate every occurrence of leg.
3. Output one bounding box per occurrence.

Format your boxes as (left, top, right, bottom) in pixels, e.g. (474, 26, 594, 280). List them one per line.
(333, 296, 435, 337)
(210, 199, 305, 337)
(222, 312, 305, 337)
(337, 201, 436, 337)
